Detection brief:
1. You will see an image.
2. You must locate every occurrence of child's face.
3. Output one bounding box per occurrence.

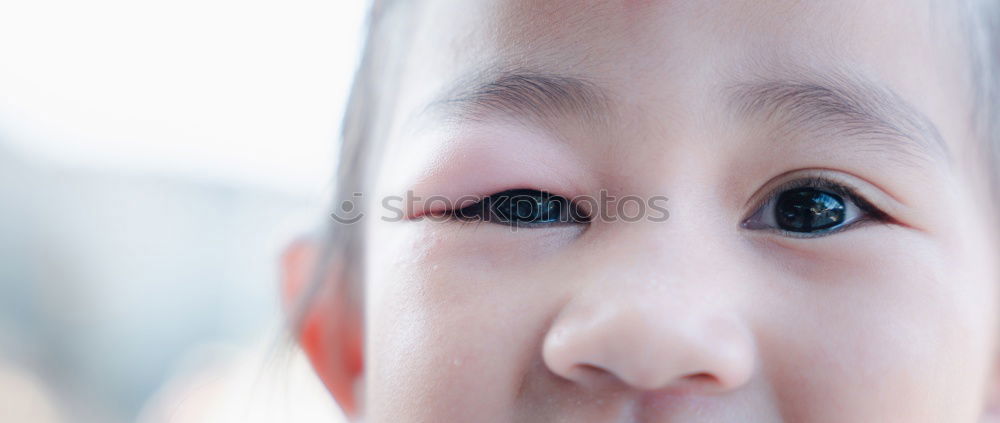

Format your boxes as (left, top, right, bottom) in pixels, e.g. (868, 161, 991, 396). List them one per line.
(347, 1, 1000, 421)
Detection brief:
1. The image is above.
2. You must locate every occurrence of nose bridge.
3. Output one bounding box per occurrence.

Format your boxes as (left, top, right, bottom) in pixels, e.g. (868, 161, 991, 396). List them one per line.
(600, 215, 731, 296)
(541, 226, 756, 394)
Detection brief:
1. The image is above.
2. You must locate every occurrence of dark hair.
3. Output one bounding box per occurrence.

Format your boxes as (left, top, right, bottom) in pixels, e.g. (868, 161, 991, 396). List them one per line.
(964, 0, 1000, 200)
(289, 0, 415, 327)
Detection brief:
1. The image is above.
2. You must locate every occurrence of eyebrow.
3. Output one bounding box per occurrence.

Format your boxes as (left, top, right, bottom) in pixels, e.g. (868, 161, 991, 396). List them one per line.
(423, 68, 949, 168)
(726, 71, 950, 167)
(423, 70, 613, 129)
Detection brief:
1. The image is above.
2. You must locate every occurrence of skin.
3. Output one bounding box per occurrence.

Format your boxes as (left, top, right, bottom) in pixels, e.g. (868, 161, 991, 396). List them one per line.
(285, 1, 1000, 421)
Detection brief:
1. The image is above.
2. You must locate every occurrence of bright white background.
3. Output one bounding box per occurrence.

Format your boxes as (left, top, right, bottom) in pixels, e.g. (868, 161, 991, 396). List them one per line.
(0, 0, 365, 198)
(0, 1, 367, 422)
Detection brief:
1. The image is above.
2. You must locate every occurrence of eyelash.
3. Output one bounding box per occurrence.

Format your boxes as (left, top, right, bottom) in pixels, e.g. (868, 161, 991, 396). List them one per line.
(742, 176, 891, 238)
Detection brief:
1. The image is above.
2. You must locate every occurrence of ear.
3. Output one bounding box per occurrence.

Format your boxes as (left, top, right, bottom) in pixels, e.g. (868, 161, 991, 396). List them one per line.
(281, 237, 364, 418)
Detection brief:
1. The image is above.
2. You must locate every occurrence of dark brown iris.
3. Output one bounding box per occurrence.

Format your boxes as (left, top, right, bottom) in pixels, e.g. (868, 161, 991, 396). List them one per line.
(775, 188, 846, 232)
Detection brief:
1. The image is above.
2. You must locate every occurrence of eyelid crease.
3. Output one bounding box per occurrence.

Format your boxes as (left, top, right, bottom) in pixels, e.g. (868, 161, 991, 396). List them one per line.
(743, 168, 903, 207)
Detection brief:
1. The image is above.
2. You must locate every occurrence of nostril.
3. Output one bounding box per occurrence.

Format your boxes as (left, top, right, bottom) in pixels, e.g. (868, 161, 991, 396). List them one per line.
(554, 363, 634, 391)
(569, 363, 613, 383)
(682, 372, 716, 383)
(672, 372, 728, 394)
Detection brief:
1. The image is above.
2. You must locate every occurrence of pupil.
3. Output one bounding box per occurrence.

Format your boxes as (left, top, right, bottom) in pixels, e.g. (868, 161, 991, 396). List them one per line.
(513, 198, 537, 220)
(774, 188, 846, 232)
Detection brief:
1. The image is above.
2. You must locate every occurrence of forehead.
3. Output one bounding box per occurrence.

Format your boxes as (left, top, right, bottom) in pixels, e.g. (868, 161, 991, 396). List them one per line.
(405, 0, 962, 68)
(384, 0, 972, 164)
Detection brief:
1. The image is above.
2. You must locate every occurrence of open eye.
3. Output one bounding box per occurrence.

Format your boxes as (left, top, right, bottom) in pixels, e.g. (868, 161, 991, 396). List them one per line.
(453, 189, 589, 227)
(742, 177, 888, 237)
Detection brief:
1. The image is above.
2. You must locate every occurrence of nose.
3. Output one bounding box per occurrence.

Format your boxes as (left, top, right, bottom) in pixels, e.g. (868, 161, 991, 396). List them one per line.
(542, 274, 756, 394)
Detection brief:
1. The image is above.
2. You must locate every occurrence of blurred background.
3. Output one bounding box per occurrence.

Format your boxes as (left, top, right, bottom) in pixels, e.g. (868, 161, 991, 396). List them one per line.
(0, 1, 366, 421)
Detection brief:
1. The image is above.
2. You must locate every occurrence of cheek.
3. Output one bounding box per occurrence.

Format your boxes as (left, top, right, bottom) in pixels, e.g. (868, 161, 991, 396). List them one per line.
(358, 202, 998, 420)
(755, 226, 997, 421)
(362, 220, 571, 421)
